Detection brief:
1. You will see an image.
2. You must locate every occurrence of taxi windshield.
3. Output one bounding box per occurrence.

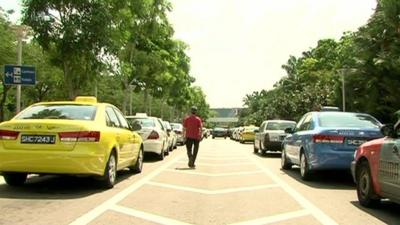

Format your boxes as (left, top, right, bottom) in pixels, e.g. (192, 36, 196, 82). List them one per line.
(15, 104, 97, 121)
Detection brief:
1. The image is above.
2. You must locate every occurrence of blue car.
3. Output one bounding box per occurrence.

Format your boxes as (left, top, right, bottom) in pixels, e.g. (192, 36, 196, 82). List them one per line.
(281, 111, 383, 180)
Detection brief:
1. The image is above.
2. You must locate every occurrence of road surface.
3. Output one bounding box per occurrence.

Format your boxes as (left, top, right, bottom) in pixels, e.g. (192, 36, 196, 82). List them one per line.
(0, 139, 399, 225)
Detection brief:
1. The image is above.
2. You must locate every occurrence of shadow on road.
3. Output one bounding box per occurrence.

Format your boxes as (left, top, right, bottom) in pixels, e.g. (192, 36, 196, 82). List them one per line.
(351, 200, 400, 224)
(254, 151, 281, 158)
(0, 169, 137, 200)
(281, 167, 355, 190)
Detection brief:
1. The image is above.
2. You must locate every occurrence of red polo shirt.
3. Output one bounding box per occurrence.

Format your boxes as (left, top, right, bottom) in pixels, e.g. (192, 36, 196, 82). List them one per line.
(183, 114, 203, 140)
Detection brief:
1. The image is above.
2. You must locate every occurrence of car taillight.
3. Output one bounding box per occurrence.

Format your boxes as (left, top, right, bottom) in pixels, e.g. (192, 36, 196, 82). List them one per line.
(313, 135, 344, 144)
(59, 131, 100, 142)
(0, 130, 19, 140)
(148, 130, 159, 140)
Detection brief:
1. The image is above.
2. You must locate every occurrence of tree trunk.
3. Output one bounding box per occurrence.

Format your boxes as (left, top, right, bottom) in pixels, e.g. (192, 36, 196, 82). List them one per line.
(0, 84, 10, 122)
(144, 89, 149, 114)
(64, 61, 75, 100)
(122, 77, 129, 114)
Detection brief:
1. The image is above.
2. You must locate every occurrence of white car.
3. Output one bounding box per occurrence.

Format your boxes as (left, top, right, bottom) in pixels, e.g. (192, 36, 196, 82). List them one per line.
(126, 114, 169, 160)
(171, 123, 185, 145)
(163, 121, 177, 151)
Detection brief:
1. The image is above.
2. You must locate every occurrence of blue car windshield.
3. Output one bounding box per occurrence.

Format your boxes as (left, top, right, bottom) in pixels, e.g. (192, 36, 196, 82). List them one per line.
(318, 113, 380, 128)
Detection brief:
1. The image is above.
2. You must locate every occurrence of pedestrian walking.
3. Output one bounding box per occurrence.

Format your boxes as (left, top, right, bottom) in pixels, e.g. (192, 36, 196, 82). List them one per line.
(183, 106, 203, 168)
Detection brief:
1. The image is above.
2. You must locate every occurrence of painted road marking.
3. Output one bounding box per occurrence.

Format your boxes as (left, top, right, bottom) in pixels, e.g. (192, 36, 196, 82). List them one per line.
(230, 209, 310, 225)
(176, 161, 254, 166)
(246, 154, 338, 225)
(0, 176, 4, 184)
(147, 181, 280, 194)
(69, 155, 185, 225)
(111, 205, 192, 225)
(197, 156, 244, 160)
(166, 169, 264, 177)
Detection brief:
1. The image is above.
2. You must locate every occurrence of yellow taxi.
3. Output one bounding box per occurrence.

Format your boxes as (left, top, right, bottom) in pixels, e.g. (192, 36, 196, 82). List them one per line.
(239, 126, 259, 143)
(0, 96, 143, 188)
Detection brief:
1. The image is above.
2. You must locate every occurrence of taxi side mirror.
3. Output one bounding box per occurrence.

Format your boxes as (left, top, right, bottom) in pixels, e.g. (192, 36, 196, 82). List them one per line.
(131, 123, 142, 131)
(381, 124, 396, 138)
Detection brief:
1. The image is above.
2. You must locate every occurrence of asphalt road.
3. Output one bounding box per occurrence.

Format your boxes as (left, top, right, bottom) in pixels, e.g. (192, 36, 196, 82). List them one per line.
(0, 139, 399, 225)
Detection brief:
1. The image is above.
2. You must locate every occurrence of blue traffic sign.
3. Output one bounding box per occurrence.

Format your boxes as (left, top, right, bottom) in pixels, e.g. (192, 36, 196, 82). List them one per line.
(4, 65, 36, 85)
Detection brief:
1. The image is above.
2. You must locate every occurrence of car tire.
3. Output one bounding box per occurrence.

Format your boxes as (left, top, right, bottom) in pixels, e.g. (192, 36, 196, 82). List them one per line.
(100, 152, 117, 189)
(253, 143, 258, 153)
(212, 136, 215, 139)
(356, 161, 381, 207)
(3, 173, 27, 186)
(300, 151, 313, 181)
(158, 147, 165, 160)
(281, 148, 292, 170)
(130, 147, 144, 173)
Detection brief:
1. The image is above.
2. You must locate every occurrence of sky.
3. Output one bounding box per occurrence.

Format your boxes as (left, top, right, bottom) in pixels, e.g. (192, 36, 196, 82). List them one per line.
(0, 0, 377, 108)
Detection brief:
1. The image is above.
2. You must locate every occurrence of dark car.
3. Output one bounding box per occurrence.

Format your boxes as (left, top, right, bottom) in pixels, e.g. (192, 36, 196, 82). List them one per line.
(212, 127, 228, 139)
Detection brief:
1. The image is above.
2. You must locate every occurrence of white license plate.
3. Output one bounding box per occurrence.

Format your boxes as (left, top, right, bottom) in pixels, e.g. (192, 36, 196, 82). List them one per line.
(21, 135, 56, 144)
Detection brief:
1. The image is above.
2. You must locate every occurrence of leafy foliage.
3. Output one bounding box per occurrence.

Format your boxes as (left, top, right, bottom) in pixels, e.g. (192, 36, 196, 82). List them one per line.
(240, 0, 400, 125)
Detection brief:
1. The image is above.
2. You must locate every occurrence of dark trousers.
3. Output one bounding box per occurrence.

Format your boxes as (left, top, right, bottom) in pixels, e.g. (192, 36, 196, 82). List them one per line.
(186, 138, 200, 166)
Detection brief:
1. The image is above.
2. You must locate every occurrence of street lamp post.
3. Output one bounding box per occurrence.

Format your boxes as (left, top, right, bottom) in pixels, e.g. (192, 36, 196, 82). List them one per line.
(338, 68, 357, 112)
(13, 25, 30, 113)
(341, 71, 345, 112)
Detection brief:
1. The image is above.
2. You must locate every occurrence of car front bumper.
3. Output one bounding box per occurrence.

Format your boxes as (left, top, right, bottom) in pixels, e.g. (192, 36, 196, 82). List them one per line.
(351, 160, 357, 182)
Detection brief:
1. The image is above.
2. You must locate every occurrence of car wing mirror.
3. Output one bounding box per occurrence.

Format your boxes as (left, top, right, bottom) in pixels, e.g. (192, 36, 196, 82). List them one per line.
(284, 127, 294, 134)
(381, 124, 396, 138)
(131, 123, 142, 131)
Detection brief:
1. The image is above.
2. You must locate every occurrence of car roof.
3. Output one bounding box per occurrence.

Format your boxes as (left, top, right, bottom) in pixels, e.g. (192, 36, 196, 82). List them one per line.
(263, 120, 296, 123)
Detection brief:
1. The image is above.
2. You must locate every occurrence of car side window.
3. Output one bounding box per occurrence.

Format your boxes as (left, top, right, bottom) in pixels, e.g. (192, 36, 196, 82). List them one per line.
(158, 119, 166, 131)
(105, 107, 121, 128)
(260, 122, 266, 132)
(113, 107, 130, 130)
(298, 114, 313, 131)
(295, 115, 307, 131)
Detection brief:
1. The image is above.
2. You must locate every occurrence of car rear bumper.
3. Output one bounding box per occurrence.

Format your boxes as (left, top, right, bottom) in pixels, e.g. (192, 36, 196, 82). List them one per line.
(0, 149, 106, 176)
(143, 140, 163, 154)
(308, 150, 355, 170)
(264, 141, 283, 151)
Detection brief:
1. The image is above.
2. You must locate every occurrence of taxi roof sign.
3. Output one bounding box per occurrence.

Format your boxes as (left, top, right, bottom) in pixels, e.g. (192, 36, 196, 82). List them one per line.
(75, 96, 97, 103)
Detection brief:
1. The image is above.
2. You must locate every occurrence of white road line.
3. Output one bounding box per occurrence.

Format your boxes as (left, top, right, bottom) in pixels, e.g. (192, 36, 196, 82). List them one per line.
(69, 155, 184, 225)
(176, 161, 254, 167)
(229, 209, 310, 225)
(111, 205, 192, 225)
(0, 176, 4, 185)
(147, 181, 279, 194)
(165, 169, 264, 177)
(197, 156, 244, 160)
(246, 155, 339, 225)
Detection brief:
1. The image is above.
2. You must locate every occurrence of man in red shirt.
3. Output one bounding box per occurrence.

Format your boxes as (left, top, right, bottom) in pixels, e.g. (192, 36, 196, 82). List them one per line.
(183, 106, 203, 168)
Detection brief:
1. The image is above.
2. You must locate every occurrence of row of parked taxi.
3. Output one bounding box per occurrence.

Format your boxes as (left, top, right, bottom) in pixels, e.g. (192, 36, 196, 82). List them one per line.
(233, 107, 400, 208)
(0, 96, 185, 189)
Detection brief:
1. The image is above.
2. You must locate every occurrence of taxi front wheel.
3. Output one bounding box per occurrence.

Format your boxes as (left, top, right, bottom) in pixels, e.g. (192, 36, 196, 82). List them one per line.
(3, 173, 27, 186)
(356, 161, 381, 207)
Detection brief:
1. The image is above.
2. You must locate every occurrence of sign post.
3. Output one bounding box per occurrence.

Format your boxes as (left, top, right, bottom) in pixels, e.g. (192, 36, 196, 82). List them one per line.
(3, 64, 36, 113)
